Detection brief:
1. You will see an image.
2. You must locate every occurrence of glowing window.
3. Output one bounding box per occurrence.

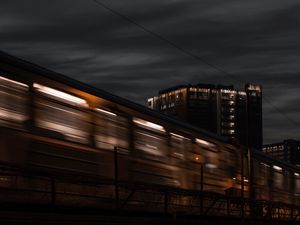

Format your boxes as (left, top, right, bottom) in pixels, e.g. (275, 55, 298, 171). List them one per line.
(133, 118, 165, 132)
(34, 83, 87, 107)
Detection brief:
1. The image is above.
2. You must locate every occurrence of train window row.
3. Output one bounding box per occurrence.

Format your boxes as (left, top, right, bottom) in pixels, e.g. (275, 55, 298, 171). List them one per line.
(1, 75, 299, 187)
(0, 76, 28, 128)
(0, 76, 232, 171)
(95, 109, 129, 150)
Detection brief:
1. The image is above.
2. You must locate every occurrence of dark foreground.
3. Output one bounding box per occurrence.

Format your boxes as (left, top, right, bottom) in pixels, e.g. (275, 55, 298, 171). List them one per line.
(0, 204, 299, 225)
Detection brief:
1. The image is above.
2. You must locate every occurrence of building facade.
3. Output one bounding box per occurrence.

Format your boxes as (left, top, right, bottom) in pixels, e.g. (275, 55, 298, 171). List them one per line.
(263, 139, 300, 166)
(148, 83, 262, 150)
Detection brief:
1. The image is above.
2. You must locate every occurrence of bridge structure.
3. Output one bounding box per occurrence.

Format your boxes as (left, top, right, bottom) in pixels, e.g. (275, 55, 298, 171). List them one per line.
(0, 51, 299, 224)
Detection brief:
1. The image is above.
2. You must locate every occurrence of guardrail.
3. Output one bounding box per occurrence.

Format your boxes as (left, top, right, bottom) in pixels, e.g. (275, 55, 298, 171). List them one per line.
(0, 161, 299, 221)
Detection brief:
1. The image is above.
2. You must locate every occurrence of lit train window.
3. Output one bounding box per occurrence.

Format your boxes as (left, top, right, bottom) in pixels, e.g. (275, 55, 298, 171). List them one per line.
(204, 150, 219, 173)
(94, 109, 129, 151)
(134, 127, 167, 159)
(0, 76, 28, 129)
(219, 150, 236, 177)
(34, 97, 90, 144)
(33, 83, 87, 107)
(273, 165, 283, 189)
(133, 117, 165, 132)
(133, 118, 166, 158)
(259, 162, 270, 189)
(195, 138, 215, 148)
(295, 174, 300, 194)
(170, 132, 191, 161)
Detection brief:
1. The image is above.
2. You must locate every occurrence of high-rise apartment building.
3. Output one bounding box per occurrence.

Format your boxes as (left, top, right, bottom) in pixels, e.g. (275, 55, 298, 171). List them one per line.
(245, 84, 263, 150)
(262, 139, 300, 166)
(147, 83, 262, 150)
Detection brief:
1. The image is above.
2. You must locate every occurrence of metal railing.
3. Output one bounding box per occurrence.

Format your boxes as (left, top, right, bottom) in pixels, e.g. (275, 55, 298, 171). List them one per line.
(0, 162, 299, 221)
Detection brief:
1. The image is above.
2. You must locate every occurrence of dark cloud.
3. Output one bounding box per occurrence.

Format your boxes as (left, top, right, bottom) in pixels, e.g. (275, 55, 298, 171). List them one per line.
(0, 0, 299, 144)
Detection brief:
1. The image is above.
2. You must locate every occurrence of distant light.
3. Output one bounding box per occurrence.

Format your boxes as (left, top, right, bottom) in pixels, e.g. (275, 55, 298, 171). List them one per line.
(170, 132, 189, 140)
(133, 118, 165, 132)
(247, 84, 261, 91)
(232, 177, 236, 180)
(33, 83, 87, 106)
(0, 76, 28, 88)
(195, 156, 199, 161)
(244, 179, 249, 182)
(273, 165, 282, 171)
(196, 138, 215, 147)
(96, 108, 117, 116)
(205, 163, 217, 169)
(220, 89, 236, 94)
(295, 173, 299, 177)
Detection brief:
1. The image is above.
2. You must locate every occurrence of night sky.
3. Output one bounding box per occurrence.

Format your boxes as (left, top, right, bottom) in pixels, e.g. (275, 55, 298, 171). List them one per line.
(1, 0, 299, 144)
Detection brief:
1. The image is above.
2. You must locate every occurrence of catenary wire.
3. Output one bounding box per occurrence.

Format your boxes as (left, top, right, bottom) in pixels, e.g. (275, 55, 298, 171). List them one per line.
(93, 0, 300, 127)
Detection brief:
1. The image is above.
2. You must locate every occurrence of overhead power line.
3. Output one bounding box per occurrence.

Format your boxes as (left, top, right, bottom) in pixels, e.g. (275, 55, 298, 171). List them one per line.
(92, 0, 300, 127)
(263, 97, 300, 126)
(93, 0, 240, 83)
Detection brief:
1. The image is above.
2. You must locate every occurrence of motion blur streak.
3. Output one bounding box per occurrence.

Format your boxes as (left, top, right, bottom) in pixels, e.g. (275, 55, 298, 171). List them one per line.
(0, 75, 28, 88)
(96, 108, 117, 116)
(0, 75, 28, 128)
(133, 117, 165, 132)
(170, 132, 190, 140)
(196, 138, 215, 147)
(0, 109, 27, 122)
(33, 83, 87, 106)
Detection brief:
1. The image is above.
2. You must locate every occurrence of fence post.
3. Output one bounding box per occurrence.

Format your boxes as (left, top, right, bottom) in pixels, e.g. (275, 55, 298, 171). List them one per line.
(227, 198, 230, 217)
(51, 177, 56, 205)
(164, 190, 168, 214)
(114, 146, 119, 210)
(200, 164, 204, 215)
(241, 148, 245, 219)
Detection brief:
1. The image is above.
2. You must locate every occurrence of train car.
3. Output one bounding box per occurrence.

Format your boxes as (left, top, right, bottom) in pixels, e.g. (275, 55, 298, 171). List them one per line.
(0, 51, 299, 213)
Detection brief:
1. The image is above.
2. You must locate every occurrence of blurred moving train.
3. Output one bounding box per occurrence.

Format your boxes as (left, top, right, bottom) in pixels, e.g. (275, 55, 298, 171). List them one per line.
(0, 51, 299, 208)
